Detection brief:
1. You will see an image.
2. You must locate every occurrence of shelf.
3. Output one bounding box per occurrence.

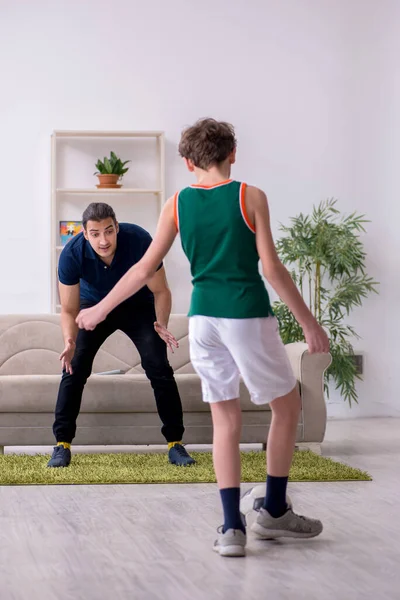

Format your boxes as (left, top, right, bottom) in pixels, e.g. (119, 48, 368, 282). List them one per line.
(53, 131, 163, 138)
(51, 129, 165, 312)
(56, 188, 162, 195)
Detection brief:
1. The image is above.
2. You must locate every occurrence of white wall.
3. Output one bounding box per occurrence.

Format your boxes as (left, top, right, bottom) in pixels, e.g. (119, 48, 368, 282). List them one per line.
(0, 0, 398, 416)
(328, 0, 400, 418)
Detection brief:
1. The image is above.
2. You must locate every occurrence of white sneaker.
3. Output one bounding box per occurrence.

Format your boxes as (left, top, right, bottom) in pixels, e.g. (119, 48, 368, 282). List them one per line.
(213, 527, 247, 557)
(251, 507, 323, 539)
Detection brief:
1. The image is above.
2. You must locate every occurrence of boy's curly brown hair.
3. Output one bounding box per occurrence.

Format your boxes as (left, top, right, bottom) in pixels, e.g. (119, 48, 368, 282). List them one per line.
(178, 118, 236, 170)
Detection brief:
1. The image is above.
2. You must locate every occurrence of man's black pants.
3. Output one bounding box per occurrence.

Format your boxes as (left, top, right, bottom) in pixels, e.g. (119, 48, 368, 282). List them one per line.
(53, 303, 184, 444)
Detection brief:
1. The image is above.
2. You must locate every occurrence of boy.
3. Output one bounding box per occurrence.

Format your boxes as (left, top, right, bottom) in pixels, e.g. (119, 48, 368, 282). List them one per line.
(76, 119, 330, 557)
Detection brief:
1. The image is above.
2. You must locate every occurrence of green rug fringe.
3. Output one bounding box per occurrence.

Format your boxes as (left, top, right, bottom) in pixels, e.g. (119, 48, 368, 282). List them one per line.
(0, 450, 371, 486)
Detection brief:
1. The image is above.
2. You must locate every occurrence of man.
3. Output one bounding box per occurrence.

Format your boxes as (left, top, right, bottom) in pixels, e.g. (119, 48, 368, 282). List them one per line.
(48, 202, 195, 468)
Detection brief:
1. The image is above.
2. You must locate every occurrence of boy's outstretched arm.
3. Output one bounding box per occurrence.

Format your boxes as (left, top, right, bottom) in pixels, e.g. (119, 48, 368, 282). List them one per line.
(247, 186, 330, 354)
(76, 197, 178, 331)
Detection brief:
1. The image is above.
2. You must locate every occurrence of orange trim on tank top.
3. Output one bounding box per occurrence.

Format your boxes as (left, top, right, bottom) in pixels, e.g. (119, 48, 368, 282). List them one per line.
(240, 183, 256, 233)
(191, 179, 233, 188)
(173, 192, 179, 231)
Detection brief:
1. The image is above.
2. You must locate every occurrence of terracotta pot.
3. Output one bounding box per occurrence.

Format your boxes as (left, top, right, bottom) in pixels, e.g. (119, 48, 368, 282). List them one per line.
(97, 174, 120, 187)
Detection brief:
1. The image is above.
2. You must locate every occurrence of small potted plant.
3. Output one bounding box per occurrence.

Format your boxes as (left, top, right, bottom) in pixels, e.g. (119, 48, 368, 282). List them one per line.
(94, 151, 130, 188)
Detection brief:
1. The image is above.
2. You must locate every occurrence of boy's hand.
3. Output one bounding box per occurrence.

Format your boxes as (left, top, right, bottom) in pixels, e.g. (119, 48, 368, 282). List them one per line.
(302, 320, 330, 354)
(76, 305, 106, 331)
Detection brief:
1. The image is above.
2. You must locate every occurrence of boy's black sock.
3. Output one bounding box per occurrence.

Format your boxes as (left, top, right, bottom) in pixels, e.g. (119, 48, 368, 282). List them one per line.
(263, 475, 289, 518)
(220, 487, 246, 533)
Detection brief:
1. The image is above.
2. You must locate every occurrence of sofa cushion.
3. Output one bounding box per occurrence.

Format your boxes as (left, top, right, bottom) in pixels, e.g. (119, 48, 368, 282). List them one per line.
(0, 314, 195, 376)
(0, 374, 272, 413)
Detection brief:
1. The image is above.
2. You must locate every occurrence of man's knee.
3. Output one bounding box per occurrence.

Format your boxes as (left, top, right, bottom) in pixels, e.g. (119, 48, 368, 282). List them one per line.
(144, 359, 174, 380)
(62, 356, 92, 383)
(140, 337, 173, 377)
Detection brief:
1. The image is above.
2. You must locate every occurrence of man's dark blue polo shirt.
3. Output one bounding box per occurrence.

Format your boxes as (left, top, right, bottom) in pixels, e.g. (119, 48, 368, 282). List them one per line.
(58, 223, 160, 308)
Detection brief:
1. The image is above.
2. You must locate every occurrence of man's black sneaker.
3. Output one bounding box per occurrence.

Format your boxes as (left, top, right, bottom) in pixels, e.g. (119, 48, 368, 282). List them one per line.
(168, 444, 196, 466)
(47, 445, 71, 468)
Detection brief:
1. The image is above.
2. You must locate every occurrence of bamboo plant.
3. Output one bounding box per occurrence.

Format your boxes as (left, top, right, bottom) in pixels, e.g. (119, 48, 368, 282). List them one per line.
(273, 199, 378, 405)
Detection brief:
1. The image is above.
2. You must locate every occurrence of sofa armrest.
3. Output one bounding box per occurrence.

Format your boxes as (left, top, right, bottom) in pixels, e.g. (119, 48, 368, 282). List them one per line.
(285, 342, 332, 443)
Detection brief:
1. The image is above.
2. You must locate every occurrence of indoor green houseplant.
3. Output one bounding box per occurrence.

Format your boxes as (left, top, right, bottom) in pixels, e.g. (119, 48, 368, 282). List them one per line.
(273, 199, 378, 405)
(94, 151, 130, 188)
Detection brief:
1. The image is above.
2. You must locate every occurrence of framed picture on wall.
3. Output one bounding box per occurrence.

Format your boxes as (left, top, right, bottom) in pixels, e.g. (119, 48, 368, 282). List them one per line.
(59, 221, 83, 246)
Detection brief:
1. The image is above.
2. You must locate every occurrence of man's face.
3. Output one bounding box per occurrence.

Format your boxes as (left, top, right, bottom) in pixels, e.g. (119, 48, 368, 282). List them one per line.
(83, 218, 119, 260)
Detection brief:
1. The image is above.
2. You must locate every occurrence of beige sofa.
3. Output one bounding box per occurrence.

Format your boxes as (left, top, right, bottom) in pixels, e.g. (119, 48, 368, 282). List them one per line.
(0, 314, 331, 453)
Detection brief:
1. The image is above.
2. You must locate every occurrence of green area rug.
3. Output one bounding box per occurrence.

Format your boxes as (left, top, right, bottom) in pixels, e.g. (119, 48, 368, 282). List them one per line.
(0, 451, 371, 486)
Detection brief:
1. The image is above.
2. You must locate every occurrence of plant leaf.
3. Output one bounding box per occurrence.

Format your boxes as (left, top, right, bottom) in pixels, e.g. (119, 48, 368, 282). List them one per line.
(104, 157, 112, 174)
(274, 198, 378, 406)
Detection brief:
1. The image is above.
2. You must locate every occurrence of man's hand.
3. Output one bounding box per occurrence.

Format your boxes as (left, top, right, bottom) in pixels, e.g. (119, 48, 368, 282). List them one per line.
(76, 305, 106, 331)
(154, 322, 179, 353)
(60, 338, 76, 374)
(302, 320, 330, 354)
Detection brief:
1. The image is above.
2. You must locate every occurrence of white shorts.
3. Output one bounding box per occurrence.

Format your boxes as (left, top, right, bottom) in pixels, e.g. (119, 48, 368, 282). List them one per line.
(189, 316, 297, 405)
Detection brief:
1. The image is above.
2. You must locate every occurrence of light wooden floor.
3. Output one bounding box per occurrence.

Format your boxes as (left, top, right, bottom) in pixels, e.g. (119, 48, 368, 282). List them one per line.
(1, 418, 399, 600)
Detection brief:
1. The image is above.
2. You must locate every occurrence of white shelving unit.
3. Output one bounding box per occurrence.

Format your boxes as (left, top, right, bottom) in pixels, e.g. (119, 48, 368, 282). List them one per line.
(56, 188, 162, 194)
(51, 130, 165, 313)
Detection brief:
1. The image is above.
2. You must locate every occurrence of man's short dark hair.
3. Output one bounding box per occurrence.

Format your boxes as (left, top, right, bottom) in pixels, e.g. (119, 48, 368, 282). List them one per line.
(178, 118, 237, 170)
(82, 203, 117, 229)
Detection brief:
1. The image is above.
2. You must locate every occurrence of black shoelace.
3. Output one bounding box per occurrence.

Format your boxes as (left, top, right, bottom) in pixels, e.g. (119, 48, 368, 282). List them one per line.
(172, 444, 188, 457)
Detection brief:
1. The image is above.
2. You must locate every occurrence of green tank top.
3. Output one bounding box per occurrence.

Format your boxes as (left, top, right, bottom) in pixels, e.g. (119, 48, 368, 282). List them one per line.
(174, 179, 274, 319)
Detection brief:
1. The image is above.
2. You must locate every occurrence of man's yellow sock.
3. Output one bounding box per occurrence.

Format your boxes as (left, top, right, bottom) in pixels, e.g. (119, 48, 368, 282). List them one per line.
(168, 441, 182, 450)
(57, 442, 71, 450)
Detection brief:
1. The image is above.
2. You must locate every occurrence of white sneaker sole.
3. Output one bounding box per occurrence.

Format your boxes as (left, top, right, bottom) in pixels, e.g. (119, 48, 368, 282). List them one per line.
(213, 544, 246, 557)
(251, 521, 323, 539)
